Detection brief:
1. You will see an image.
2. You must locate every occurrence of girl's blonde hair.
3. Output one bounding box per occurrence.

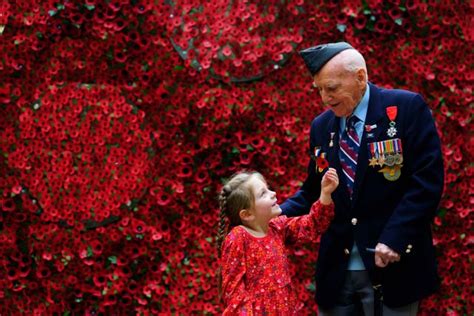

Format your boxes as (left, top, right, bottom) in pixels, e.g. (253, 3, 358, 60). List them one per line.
(216, 171, 263, 299)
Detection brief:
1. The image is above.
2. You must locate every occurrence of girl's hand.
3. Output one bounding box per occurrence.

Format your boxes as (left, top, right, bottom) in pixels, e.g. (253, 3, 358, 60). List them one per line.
(321, 168, 339, 194)
(320, 168, 339, 205)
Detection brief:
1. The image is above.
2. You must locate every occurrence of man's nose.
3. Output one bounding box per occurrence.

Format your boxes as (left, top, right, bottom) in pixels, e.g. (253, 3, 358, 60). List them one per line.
(320, 90, 331, 104)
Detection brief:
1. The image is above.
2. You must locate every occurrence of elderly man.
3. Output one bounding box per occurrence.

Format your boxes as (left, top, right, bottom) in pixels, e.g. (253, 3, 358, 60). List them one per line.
(280, 42, 444, 315)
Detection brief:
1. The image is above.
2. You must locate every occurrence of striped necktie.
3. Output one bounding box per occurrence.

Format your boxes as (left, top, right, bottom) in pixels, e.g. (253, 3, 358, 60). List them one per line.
(339, 116, 360, 196)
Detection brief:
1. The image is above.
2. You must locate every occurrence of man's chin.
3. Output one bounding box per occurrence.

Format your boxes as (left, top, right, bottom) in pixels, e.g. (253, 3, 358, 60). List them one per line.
(329, 106, 342, 116)
(332, 109, 350, 118)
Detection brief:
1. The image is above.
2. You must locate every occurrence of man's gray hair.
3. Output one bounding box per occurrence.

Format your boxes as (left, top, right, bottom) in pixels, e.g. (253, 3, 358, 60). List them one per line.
(334, 49, 368, 79)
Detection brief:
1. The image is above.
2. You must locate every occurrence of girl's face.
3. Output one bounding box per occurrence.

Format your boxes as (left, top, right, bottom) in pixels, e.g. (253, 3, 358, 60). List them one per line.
(249, 176, 281, 223)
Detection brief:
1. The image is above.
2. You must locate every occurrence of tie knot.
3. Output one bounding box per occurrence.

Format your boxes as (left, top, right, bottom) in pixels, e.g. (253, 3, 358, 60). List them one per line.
(346, 115, 358, 129)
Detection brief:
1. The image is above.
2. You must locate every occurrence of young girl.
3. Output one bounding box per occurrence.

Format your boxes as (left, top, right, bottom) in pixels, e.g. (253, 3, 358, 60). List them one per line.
(217, 168, 338, 315)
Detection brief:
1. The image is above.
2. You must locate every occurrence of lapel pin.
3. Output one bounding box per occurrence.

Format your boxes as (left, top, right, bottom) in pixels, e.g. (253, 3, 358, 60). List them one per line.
(365, 124, 377, 132)
(329, 132, 335, 147)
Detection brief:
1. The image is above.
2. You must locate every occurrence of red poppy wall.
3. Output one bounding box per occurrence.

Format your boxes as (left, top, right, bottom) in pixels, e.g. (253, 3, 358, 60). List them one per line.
(1, 1, 472, 315)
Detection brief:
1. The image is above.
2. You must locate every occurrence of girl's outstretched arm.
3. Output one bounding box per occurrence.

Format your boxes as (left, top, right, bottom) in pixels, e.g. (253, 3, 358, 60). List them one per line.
(272, 168, 337, 244)
(272, 200, 334, 244)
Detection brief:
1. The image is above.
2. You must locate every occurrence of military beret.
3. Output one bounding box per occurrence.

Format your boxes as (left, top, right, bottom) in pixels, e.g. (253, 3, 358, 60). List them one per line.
(299, 42, 354, 76)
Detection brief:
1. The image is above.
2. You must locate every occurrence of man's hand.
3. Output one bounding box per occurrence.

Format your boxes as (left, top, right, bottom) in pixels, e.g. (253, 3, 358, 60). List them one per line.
(375, 243, 401, 268)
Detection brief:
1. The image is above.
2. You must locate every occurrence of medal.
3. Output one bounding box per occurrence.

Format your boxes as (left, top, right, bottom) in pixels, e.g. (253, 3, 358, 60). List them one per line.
(368, 137, 404, 180)
(384, 155, 395, 166)
(387, 124, 397, 137)
(369, 157, 379, 167)
(386, 106, 398, 137)
(379, 165, 402, 181)
(378, 155, 386, 167)
(394, 153, 403, 164)
(329, 132, 335, 147)
(368, 142, 379, 166)
(393, 139, 403, 164)
(377, 141, 385, 166)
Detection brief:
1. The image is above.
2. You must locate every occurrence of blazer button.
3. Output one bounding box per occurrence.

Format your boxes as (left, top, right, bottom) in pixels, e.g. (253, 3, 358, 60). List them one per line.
(405, 248, 411, 254)
(351, 218, 358, 225)
(344, 248, 350, 255)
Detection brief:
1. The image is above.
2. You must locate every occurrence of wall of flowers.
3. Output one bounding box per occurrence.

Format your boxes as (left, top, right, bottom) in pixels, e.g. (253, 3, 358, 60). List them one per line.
(1, 1, 472, 314)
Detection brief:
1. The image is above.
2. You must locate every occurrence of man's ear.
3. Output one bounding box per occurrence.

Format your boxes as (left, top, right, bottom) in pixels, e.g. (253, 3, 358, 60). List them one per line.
(239, 209, 254, 222)
(356, 68, 367, 86)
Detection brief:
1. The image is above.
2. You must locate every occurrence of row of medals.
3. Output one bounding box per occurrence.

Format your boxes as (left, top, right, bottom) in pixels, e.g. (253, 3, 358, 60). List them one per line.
(369, 152, 403, 167)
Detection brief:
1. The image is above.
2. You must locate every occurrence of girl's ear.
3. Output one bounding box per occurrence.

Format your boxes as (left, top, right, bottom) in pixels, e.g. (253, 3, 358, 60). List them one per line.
(239, 209, 254, 222)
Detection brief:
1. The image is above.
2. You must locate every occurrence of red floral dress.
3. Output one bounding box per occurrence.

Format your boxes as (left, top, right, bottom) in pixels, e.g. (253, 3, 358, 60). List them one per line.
(221, 200, 334, 315)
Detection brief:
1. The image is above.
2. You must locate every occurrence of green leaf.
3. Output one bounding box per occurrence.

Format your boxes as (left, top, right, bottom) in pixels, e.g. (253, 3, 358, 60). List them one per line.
(306, 282, 316, 292)
(108, 256, 117, 264)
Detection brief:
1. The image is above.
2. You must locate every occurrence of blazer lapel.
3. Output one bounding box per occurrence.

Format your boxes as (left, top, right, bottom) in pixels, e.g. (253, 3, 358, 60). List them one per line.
(352, 83, 385, 203)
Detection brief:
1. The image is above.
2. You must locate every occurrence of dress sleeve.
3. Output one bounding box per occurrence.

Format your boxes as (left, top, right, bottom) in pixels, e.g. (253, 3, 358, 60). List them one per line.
(221, 228, 253, 315)
(272, 200, 334, 244)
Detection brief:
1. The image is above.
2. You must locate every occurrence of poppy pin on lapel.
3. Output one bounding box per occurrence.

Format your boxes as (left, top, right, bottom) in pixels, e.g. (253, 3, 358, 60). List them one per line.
(314, 147, 329, 173)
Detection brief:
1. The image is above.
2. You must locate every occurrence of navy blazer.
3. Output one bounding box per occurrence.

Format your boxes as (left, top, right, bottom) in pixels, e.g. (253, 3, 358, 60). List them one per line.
(281, 83, 444, 308)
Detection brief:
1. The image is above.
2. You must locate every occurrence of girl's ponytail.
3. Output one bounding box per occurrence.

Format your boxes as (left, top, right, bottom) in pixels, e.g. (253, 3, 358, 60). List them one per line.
(217, 184, 231, 259)
(217, 184, 231, 300)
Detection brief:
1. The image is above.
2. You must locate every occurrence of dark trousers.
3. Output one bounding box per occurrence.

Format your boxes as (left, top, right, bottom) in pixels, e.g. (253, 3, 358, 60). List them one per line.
(318, 270, 419, 316)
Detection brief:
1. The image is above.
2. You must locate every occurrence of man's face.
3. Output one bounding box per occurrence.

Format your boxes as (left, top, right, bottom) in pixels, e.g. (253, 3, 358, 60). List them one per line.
(313, 60, 366, 118)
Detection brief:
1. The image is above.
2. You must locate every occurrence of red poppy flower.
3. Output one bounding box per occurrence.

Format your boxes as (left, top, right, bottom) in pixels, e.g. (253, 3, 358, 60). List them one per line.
(317, 156, 329, 171)
(1, 198, 15, 212)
